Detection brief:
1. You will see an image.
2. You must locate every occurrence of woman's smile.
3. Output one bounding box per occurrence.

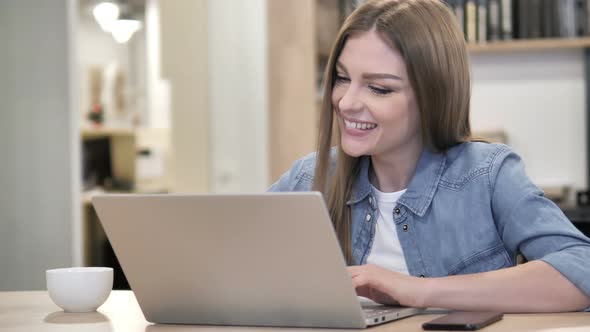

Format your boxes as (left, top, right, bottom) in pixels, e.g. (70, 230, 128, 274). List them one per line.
(341, 116, 378, 137)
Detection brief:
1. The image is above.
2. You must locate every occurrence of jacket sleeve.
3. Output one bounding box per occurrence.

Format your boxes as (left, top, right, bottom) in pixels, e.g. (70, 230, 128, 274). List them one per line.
(490, 147, 590, 299)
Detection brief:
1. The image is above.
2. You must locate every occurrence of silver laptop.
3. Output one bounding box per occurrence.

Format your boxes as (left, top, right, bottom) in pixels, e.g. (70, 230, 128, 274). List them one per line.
(92, 192, 420, 328)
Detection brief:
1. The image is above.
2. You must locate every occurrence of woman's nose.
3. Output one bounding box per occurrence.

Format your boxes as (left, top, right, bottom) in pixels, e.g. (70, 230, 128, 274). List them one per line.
(338, 87, 364, 114)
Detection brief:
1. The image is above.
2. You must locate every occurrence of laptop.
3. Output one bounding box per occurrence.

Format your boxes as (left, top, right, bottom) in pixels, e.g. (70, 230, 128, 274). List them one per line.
(92, 192, 420, 328)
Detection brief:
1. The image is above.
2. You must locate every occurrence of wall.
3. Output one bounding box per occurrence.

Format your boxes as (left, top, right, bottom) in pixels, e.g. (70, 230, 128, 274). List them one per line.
(267, 0, 317, 181)
(0, 0, 78, 290)
(159, 0, 211, 192)
(145, 0, 170, 129)
(128, 21, 148, 126)
(158, 0, 271, 192)
(208, 0, 270, 192)
(471, 50, 587, 191)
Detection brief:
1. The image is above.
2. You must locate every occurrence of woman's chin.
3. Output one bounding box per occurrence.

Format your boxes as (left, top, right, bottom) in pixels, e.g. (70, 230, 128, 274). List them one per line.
(341, 143, 370, 158)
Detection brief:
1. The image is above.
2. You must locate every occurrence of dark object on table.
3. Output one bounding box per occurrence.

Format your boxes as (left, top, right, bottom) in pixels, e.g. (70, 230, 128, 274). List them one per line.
(422, 311, 503, 331)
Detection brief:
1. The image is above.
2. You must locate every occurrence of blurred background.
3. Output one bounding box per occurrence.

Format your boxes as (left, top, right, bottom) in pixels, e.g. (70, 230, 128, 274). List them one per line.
(1, 0, 589, 291)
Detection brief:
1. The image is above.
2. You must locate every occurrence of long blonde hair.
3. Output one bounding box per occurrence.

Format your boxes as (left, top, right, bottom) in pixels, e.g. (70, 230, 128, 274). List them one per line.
(312, 0, 471, 264)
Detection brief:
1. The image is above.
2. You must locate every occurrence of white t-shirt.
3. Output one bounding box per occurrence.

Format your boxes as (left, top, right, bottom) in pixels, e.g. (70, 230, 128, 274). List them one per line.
(366, 185, 410, 274)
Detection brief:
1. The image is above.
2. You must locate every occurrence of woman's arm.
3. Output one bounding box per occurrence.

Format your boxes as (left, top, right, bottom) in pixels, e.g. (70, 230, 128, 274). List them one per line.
(422, 260, 589, 312)
(348, 261, 590, 312)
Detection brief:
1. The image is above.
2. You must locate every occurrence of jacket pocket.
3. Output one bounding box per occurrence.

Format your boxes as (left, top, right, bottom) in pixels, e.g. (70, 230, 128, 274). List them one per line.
(448, 244, 512, 276)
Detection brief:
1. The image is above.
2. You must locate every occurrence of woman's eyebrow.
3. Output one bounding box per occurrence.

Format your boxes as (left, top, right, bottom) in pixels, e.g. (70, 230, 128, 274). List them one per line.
(336, 61, 402, 80)
(362, 72, 403, 80)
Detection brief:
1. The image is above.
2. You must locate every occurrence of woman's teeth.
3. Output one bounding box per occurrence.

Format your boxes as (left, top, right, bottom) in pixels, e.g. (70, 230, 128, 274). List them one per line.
(344, 119, 377, 130)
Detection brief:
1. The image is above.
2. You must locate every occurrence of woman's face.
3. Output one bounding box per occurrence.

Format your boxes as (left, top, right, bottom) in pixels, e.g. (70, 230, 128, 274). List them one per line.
(332, 29, 422, 158)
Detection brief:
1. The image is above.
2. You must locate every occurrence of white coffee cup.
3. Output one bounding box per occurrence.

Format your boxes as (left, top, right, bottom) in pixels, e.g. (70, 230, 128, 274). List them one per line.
(46, 267, 113, 313)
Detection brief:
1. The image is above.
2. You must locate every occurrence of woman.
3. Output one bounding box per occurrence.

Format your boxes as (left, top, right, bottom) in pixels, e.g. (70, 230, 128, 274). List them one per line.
(269, 0, 590, 312)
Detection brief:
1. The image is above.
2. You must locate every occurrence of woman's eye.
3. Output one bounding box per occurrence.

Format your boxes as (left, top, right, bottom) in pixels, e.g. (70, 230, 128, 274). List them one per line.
(369, 86, 393, 95)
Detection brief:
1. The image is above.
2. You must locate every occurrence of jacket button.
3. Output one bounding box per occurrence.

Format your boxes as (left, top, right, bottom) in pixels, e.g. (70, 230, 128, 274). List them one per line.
(395, 208, 401, 214)
(369, 196, 373, 205)
(402, 224, 408, 231)
(419, 274, 425, 278)
(365, 214, 372, 222)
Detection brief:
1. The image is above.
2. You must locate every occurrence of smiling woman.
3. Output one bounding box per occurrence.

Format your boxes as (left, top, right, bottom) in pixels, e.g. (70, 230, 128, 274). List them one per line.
(268, 0, 590, 313)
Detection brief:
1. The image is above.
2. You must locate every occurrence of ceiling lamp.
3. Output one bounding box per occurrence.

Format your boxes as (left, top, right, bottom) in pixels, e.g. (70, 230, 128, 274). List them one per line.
(110, 19, 142, 43)
(93, 2, 120, 32)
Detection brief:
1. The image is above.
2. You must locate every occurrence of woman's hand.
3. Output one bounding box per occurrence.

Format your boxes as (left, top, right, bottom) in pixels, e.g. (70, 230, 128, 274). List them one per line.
(347, 264, 428, 307)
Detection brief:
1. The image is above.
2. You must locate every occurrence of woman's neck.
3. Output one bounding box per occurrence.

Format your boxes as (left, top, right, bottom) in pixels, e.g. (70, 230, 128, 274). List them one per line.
(370, 140, 423, 193)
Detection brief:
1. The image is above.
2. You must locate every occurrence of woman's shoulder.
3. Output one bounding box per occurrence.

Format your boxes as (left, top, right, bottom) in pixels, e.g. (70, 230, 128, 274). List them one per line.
(267, 148, 337, 192)
(291, 151, 320, 183)
(442, 141, 515, 182)
(446, 141, 512, 163)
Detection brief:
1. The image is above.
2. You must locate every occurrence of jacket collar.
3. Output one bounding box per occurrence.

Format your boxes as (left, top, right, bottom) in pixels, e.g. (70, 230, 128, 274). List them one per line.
(346, 149, 446, 217)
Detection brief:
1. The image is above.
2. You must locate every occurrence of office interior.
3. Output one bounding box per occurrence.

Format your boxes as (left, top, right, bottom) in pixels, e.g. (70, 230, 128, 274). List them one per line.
(1, 0, 590, 291)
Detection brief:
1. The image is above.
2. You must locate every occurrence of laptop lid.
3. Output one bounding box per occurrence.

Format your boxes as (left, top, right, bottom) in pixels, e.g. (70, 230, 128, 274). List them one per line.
(93, 192, 370, 328)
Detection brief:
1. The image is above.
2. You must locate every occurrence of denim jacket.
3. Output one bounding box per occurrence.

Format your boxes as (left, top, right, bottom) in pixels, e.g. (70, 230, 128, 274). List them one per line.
(268, 142, 590, 297)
